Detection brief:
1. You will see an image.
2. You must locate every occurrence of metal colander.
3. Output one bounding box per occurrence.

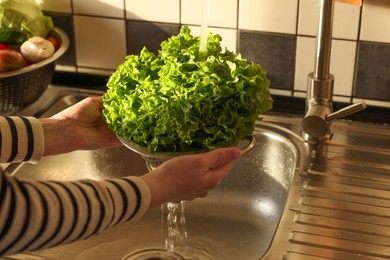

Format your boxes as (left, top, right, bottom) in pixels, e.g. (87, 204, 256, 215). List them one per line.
(0, 28, 69, 115)
(117, 135, 256, 171)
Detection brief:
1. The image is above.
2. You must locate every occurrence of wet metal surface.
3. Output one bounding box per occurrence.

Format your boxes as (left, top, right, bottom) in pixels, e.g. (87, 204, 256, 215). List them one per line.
(4, 85, 390, 259)
(263, 115, 390, 259)
(5, 86, 302, 260)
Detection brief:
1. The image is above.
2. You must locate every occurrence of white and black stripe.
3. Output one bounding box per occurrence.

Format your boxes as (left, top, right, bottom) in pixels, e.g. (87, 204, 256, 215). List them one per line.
(20, 117, 35, 161)
(0, 172, 150, 257)
(0, 116, 151, 257)
(0, 117, 44, 163)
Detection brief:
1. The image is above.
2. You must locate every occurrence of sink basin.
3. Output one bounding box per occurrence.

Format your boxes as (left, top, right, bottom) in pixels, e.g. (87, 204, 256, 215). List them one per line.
(5, 87, 304, 260)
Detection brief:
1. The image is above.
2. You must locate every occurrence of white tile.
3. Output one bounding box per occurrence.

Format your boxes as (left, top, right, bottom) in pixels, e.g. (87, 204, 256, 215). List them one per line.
(125, 0, 180, 23)
(360, 0, 390, 43)
(333, 96, 352, 103)
(298, 0, 361, 40)
(270, 89, 292, 97)
(333, 1, 361, 39)
(239, 0, 299, 34)
(293, 91, 307, 98)
(188, 26, 237, 53)
(77, 67, 114, 76)
(330, 40, 357, 96)
(297, 0, 318, 36)
(294, 36, 316, 92)
(37, 0, 72, 13)
(55, 65, 76, 73)
(74, 16, 127, 70)
(294, 37, 356, 96)
(182, 0, 238, 28)
(353, 98, 390, 108)
(73, 0, 124, 18)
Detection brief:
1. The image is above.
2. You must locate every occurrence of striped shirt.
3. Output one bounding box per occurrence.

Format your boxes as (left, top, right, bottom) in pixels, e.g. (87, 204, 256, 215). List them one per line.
(0, 116, 151, 257)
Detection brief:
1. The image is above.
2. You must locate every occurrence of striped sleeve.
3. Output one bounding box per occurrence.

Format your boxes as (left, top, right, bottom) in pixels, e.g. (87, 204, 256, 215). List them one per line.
(0, 172, 151, 257)
(0, 116, 44, 164)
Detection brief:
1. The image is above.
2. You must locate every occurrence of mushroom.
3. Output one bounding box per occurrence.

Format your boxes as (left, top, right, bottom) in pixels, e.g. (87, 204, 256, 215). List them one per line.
(20, 36, 55, 63)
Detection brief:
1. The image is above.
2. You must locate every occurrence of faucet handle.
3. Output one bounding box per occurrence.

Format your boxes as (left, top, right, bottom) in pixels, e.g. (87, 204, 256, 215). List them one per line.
(302, 101, 366, 140)
(326, 101, 366, 121)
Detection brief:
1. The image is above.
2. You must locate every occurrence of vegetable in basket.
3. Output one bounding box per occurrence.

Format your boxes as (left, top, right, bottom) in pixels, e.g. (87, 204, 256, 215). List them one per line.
(0, 0, 58, 72)
(0, 48, 25, 71)
(0, 0, 54, 39)
(103, 26, 272, 152)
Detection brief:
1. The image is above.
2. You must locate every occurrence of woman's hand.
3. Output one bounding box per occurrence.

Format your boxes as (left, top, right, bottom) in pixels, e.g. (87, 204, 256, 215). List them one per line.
(40, 96, 241, 206)
(40, 96, 122, 156)
(141, 147, 241, 208)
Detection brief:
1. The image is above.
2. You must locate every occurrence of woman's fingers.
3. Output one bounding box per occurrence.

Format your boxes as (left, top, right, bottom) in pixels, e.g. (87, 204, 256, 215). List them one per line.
(202, 147, 242, 169)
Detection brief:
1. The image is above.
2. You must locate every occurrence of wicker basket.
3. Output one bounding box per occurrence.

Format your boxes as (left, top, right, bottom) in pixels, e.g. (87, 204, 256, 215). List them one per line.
(118, 135, 256, 171)
(0, 28, 69, 115)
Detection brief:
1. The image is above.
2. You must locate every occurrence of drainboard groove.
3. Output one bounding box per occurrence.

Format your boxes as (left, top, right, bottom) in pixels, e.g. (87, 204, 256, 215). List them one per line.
(306, 170, 390, 194)
(282, 161, 390, 259)
(302, 189, 390, 209)
(304, 177, 390, 200)
(300, 196, 390, 219)
(327, 143, 390, 165)
(294, 213, 390, 237)
(325, 160, 390, 180)
(289, 231, 390, 259)
(292, 225, 390, 248)
(286, 245, 387, 260)
(296, 204, 390, 227)
(284, 251, 353, 260)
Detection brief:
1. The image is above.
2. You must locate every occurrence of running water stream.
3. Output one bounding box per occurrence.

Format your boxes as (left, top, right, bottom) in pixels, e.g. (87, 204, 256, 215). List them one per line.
(162, 201, 188, 257)
(162, 0, 212, 257)
(198, 0, 211, 60)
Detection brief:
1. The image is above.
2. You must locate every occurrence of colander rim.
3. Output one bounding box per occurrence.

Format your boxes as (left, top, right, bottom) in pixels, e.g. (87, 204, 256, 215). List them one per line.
(0, 27, 69, 78)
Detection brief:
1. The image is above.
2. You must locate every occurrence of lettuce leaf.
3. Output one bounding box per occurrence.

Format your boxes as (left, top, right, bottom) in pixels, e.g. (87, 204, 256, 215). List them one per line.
(0, 0, 53, 38)
(103, 26, 272, 152)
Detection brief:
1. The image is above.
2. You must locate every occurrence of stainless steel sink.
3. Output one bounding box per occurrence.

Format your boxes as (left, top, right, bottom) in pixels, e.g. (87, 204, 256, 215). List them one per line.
(4, 86, 305, 260)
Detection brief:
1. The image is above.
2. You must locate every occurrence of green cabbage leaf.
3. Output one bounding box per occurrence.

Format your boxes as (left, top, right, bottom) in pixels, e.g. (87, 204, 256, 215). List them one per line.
(103, 26, 272, 152)
(0, 0, 53, 38)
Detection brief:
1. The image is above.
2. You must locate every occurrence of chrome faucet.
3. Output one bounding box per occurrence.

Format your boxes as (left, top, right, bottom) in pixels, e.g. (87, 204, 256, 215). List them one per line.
(301, 0, 366, 140)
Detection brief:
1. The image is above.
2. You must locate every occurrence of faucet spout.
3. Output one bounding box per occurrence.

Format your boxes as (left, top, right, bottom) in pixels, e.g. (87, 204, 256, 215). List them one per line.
(314, 0, 334, 80)
(302, 0, 365, 140)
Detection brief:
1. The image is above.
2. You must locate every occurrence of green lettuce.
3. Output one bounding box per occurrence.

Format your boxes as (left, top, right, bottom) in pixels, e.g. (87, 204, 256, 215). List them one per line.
(0, 0, 54, 38)
(103, 26, 272, 152)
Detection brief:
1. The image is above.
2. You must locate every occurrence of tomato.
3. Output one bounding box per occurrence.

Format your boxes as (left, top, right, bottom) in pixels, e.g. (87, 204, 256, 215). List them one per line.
(0, 49, 26, 72)
(46, 36, 59, 50)
(0, 43, 12, 50)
